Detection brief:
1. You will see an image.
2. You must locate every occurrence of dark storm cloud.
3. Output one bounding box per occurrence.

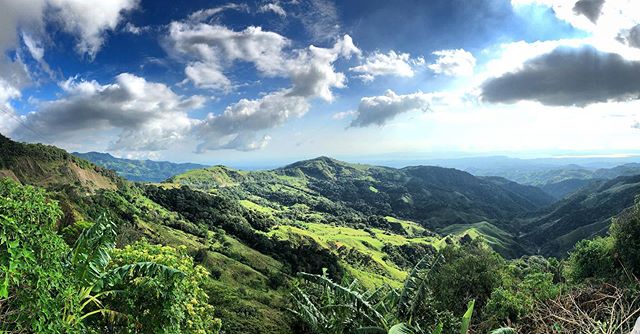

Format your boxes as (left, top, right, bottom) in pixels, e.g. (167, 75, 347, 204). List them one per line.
(572, 0, 605, 23)
(481, 46, 640, 107)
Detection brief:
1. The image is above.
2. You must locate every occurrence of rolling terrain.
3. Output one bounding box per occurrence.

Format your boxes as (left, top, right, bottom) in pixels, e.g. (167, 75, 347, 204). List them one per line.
(73, 151, 208, 182)
(4, 134, 640, 332)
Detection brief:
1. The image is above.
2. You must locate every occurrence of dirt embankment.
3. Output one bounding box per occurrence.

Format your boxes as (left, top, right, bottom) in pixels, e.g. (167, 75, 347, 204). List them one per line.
(0, 169, 20, 183)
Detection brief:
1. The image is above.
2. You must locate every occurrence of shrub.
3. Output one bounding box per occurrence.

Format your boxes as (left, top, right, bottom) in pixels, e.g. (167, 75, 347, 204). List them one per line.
(427, 240, 505, 315)
(611, 200, 640, 277)
(106, 241, 221, 333)
(565, 236, 616, 283)
(0, 179, 82, 333)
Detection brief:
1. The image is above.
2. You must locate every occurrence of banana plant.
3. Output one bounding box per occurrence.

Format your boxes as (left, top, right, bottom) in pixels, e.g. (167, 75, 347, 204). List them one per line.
(290, 255, 477, 334)
(63, 215, 184, 327)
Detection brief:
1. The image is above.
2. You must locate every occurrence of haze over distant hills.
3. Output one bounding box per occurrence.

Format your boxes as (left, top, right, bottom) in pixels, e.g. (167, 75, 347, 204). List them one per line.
(73, 152, 208, 182)
(77, 151, 640, 201)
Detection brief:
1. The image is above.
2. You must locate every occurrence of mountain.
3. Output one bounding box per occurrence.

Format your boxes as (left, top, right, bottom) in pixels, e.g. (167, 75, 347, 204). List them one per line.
(73, 151, 208, 182)
(435, 156, 640, 200)
(4, 135, 640, 332)
(171, 156, 555, 229)
(0, 134, 121, 191)
(522, 174, 640, 257)
(0, 135, 299, 333)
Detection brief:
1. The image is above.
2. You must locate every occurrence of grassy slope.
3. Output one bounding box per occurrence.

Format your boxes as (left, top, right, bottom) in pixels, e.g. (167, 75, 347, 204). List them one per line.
(0, 135, 295, 334)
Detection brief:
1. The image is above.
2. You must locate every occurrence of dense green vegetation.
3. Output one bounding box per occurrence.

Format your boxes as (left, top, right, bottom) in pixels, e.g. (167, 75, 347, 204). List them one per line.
(2, 135, 640, 333)
(0, 179, 220, 333)
(74, 152, 207, 183)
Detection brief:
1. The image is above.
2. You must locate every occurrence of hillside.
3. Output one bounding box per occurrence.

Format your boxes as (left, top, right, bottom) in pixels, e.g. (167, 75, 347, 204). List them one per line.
(170, 157, 556, 228)
(521, 174, 640, 257)
(3, 136, 480, 332)
(73, 151, 208, 182)
(167, 157, 558, 258)
(0, 134, 123, 192)
(4, 136, 640, 333)
(0, 135, 299, 333)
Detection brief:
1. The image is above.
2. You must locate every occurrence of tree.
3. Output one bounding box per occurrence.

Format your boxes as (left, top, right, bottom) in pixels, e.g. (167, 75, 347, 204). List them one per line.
(611, 200, 640, 277)
(0, 179, 80, 333)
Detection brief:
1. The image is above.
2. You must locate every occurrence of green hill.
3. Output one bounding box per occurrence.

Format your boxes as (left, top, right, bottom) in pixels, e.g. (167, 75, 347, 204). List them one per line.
(171, 157, 555, 231)
(522, 174, 640, 257)
(73, 151, 208, 182)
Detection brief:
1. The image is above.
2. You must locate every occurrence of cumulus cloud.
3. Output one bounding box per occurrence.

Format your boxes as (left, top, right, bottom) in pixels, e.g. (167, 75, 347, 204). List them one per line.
(166, 8, 361, 151)
(259, 3, 287, 17)
(18, 73, 204, 151)
(349, 51, 416, 82)
(286, 35, 360, 101)
(350, 90, 434, 127)
(196, 90, 309, 151)
(167, 22, 290, 90)
(428, 49, 476, 77)
(573, 0, 605, 23)
(180, 29, 358, 151)
(47, 0, 139, 58)
(512, 0, 640, 43)
(167, 19, 359, 99)
(481, 46, 640, 106)
(0, 0, 139, 110)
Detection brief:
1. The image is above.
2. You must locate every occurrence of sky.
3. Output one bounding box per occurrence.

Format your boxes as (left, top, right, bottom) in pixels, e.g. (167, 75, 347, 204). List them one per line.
(1, 0, 640, 166)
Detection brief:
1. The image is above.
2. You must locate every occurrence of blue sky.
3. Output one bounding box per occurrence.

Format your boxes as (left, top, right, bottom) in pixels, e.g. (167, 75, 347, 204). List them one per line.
(1, 0, 640, 166)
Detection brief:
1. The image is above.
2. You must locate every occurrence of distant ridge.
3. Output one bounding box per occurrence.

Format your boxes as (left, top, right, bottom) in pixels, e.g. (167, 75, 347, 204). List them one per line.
(73, 151, 208, 182)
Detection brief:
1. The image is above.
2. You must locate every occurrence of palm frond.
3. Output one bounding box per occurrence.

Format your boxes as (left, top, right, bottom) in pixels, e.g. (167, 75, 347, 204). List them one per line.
(98, 261, 184, 289)
(397, 254, 443, 322)
(388, 323, 414, 334)
(459, 300, 475, 334)
(298, 272, 388, 328)
(70, 214, 117, 286)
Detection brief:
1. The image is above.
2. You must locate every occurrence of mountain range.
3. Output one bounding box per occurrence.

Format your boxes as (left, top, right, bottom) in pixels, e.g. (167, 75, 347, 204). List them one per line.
(3, 133, 640, 332)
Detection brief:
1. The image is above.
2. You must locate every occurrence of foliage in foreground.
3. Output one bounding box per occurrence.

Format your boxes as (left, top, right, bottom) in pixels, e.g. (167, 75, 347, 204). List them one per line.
(290, 266, 476, 334)
(0, 179, 221, 333)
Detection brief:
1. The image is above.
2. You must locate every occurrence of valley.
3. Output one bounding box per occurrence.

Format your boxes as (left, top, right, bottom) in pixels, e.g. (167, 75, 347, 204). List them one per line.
(3, 134, 640, 333)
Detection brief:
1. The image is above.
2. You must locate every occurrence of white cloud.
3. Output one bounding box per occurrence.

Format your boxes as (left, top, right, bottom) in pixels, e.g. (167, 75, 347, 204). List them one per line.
(286, 35, 360, 101)
(351, 90, 435, 127)
(428, 49, 476, 77)
(0, 0, 139, 111)
(259, 3, 287, 17)
(167, 22, 290, 90)
(332, 110, 356, 120)
(18, 73, 204, 151)
(294, 0, 340, 42)
(47, 0, 140, 58)
(196, 90, 309, 151)
(512, 0, 640, 47)
(349, 50, 416, 82)
(122, 22, 149, 35)
(187, 3, 249, 22)
(167, 14, 360, 151)
(167, 19, 360, 100)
